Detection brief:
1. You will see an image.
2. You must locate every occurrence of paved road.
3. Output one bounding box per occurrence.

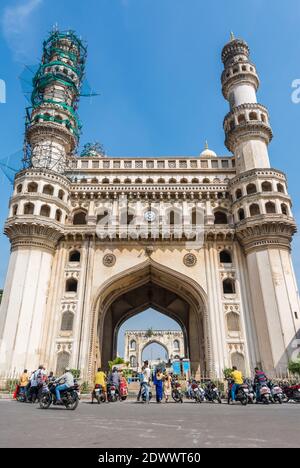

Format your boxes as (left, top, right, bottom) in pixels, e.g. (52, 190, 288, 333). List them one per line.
(0, 399, 299, 448)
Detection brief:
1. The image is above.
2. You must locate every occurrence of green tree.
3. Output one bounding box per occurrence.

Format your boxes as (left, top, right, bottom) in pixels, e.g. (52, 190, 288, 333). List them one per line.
(288, 360, 300, 376)
(108, 357, 125, 371)
(223, 368, 233, 379)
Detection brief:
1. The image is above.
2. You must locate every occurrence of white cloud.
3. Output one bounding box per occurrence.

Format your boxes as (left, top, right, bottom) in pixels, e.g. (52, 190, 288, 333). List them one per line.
(1, 0, 43, 60)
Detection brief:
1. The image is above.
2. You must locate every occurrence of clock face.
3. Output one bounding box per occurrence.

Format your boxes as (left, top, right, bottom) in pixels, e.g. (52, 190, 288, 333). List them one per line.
(144, 211, 156, 223)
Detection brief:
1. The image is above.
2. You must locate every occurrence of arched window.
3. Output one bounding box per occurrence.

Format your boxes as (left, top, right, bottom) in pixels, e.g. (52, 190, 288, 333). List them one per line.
(168, 209, 182, 226)
(265, 202, 276, 214)
(102, 178, 109, 184)
(158, 178, 165, 184)
(238, 114, 246, 124)
(16, 184, 23, 193)
(223, 278, 236, 294)
(231, 352, 245, 376)
(281, 204, 288, 216)
(91, 178, 98, 184)
(12, 205, 18, 216)
(55, 209, 62, 222)
(192, 178, 199, 184)
(261, 114, 266, 123)
(249, 112, 258, 121)
(80, 178, 87, 184)
(227, 312, 240, 333)
(73, 211, 87, 225)
(61, 311, 74, 331)
(277, 183, 285, 193)
(130, 340, 136, 351)
(180, 178, 188, 184)
(203, 178, 210, 184)
(56, 352, 70, 376)
(40, 205, 51, 217)
(238, 208, 245, 221)
(69, 250, 81, 262)
(169, 178, 177, 184)
(124, 178, 132, 184)
(246, 183, 257, 195)
(135, 178, 142, 184)
(58, 189, 65, 200)
(220, 250, 232, 263)
(43, 184, 54, 196)
(214, 211, 228, 225)
(66, 278, 78, 293)
(24, 203, 34, 215)
(236, 189, 242, 199)
(249, 204, 260, 216)
(173, 340, 180, 351)
(28, 182, 38, 193)
(146, 178, 154, 184)
(130, 356, 137, 368)
(262, 181, 272, 192)
(113, 178, 121, 184)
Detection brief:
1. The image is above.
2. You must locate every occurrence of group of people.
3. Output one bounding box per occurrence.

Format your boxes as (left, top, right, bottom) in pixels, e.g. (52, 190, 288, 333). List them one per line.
(230, 366, 268, 402)
(17, 366, 74, 404)
(136, 360, 174, 403)
(94, 366, 128, 400)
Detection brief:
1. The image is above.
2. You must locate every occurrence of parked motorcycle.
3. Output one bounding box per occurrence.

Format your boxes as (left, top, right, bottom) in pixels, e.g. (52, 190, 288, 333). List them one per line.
(107, 383, 118, 402)
(282, 383, 300, 402)
(268, 381, 284, 404)
(243, 379, 255, 404)
(171, 378, 183, 403)
(91, 384, 106, 404)
(119, 379, 128, 401)
(227, 379, 248, 406)
(204, 381, 222, 404)
(39, 381, 79, 410)
(256, 383, 271, 404)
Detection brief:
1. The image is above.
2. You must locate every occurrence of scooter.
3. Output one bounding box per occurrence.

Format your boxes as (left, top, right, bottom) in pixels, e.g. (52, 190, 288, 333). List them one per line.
(244, 379, 255, 404)
(171, 378, 183, 403)
(227, 379, 248, 406)
(119, 379, 128, 401)
(107, 383, 118, 402)
(204, 381, 222, 404)
(282, 383, 300, 402)
(256, 383, 271, 404)
(268, 381, 284, 404)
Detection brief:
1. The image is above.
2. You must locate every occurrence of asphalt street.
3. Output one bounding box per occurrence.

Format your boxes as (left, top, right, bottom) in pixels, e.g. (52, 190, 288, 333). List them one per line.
(0, 399, 299, 448)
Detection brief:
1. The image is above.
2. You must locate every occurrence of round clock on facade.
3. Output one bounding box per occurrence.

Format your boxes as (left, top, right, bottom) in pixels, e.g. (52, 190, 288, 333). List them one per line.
(144, 211, 156, 223)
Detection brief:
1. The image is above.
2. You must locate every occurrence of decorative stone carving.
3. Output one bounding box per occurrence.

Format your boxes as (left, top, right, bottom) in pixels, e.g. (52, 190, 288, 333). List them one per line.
(103, 253, 116, 267)
(183, 253, 197, 267)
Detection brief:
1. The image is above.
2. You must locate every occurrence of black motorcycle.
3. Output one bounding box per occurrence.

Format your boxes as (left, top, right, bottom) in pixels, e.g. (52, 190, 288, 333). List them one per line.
(39, 381, 79, 410)
(204, 381, 222, 404)
(171, 379, 183, 403)
(91, 384, 106, 404)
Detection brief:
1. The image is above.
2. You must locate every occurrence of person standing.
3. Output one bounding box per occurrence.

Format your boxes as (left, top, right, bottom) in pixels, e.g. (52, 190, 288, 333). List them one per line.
(19, 369, 29, 399)
(153, 369, 163, 403)
(254, 367, 268, 401)
(94, 367, 107, 400)
(163, 372, 172, 403)
(230, 366, 243, 402)
(141, 360, 151, 403)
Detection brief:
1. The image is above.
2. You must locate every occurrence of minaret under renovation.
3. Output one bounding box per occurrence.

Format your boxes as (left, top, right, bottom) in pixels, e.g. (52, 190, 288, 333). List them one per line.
(0, 31, 299, 381)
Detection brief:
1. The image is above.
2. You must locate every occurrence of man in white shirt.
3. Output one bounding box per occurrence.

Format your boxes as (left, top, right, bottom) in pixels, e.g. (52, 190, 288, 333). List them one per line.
(141, 360, 151, 403)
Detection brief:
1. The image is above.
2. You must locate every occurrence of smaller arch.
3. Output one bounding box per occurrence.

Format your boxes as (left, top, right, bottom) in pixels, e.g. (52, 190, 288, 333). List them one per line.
(281, 203, 289, 216)
(130, 356, 137, 367)
(261, 181, 272, 192)
(191, 178, 199, 184)
(246, 183, 257, 195)
(202, 178, 210, 184)
(55, 209, 62, 222)
(73, 210, 87, 225)
(40, 205, 51, 217)
(56, 351, 70, 376)
(220, 250, 232, 264)
(16, 184, 23, 193)
(80, 178, 87, 184)
(231, 352, 245, 375)
(173, 339, 180, 351)
(42, 184, 54, 196)
(169, 178, 177, 184)
(235, 189, 242, 200)
(66, 277, 78, 293)
(238, 208, 245, 221)
(146, 178, 154, 184)
(157, 178, 165, 184)
(58, 189, 65, 200)
(265, 201, 276, 214)
(227, 312, 241, 333)
(24, 202, 34, 215)
(249, 112, 258, 121)
(180, 178, 188, 184)
(69, 250, 81, 262)
(261, 114, 266, 123)
(130, 340, 136, 351)
(124, 178, 132, 184)
(249, 203, 260, 216)
(61, 311, 74, 331)
(113, 178, 121, 184)
(214, 211, 228, 225)
(102, 178, 109, 184)
(91, 178, 98, 184)
(223, 278, 236, 295)
(135, 178, 143, 184)
(28, 182, 38, 193)
(238, 114, 246, 124)
(277, 183, 285, 193)
(12, 205, 18, 216)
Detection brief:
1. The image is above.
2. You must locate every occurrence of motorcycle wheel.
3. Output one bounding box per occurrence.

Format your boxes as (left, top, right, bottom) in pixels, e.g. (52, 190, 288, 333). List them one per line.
(121, 396, 127, 401)
(180, 397, 183, 403)
(241, 396, 248, 406)
(217, 397, 222, 404)
(39, 394, 52, 409)
(65, 393, 79, 410)
(263, 397, 269, 405)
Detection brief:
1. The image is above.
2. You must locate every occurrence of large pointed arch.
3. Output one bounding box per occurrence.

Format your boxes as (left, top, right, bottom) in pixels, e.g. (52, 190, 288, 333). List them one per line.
(87, 259, 211, 379)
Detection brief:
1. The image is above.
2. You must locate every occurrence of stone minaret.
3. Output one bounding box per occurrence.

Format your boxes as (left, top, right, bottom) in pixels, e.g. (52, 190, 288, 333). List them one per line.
(222, 35, 300, 374)
(0, 30, 85, 374)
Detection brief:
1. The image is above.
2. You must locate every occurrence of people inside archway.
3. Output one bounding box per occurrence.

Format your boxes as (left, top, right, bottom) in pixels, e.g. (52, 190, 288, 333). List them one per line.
(108, 367, 120, 390)
(230, 366, 243, 403)
(163, 371, 172, 403)
(94, 367, 107, 400)
(54, 367, 74, 404)
(253, 367, 268, 401)
(153, 368, 163, 403)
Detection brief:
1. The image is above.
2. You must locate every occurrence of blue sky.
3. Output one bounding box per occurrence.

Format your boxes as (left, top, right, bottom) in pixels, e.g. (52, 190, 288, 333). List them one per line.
(0, 0, 299, 344)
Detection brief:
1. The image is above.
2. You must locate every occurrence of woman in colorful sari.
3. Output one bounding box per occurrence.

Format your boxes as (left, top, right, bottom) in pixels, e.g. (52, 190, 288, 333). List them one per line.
(153, 368, 163, 403)
(163, 372, 172, 403)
